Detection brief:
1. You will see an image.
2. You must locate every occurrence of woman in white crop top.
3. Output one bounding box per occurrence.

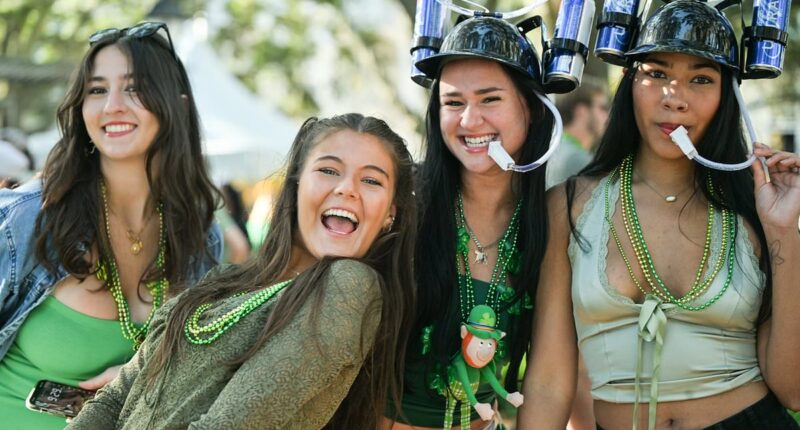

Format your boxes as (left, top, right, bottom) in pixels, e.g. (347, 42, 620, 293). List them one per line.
(518, 1, 800, 429)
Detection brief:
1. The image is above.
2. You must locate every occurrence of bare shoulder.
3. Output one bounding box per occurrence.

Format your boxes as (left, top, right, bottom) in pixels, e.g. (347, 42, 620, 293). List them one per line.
(546, 176, 603, 232)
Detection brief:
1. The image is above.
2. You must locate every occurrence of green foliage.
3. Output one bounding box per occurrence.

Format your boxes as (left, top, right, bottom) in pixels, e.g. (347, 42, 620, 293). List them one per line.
(215, 0, 320, 115)
(0, 0, 156, 62)
(0, 0, 156, 130)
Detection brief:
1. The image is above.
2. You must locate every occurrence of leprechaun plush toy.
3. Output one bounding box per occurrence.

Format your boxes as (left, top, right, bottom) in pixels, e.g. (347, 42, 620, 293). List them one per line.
(442, 305, 524, 428)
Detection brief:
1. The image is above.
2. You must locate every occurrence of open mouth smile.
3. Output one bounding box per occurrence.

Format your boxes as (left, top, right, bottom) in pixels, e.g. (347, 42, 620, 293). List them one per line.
(321, 208, 359, 235)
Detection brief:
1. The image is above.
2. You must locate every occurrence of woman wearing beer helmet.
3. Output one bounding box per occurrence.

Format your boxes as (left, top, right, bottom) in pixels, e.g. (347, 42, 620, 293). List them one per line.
(382, 15, 558, 430)
(519, 1, 800, 429)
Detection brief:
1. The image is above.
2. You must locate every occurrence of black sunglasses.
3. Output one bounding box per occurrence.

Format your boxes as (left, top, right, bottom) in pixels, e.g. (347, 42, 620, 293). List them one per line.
(89, 22, 177, 60)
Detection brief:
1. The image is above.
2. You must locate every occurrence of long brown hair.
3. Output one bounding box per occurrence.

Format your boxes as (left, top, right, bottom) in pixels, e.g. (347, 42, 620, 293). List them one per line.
(34, 30, 219, 289)
(148, 113, 417, 428)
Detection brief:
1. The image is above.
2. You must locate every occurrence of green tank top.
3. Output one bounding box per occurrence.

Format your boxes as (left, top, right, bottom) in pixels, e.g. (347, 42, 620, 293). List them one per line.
(0, 296, 136, 429)
(388, 278, 520, 427)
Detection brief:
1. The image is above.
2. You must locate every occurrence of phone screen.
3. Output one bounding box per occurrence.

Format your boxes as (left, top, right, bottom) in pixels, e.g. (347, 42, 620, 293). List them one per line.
(25, 380, 95, 418)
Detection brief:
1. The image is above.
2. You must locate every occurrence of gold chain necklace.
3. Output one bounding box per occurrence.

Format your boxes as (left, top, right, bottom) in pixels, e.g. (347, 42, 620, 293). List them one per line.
(98, 179, 168, 350)
(108, 206, 154, 256)
(125, 226, 146, 256)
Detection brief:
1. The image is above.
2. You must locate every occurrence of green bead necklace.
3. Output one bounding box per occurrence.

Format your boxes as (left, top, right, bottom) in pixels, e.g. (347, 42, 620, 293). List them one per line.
(184, 279, 293, 345)
(604, 155, 736, 311)
(455, 192, 522, 323)
(97, 179, 168, 350)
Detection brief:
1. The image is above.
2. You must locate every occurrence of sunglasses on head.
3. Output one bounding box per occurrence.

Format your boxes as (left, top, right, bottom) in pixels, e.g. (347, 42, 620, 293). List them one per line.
(89, 22, 177, 60)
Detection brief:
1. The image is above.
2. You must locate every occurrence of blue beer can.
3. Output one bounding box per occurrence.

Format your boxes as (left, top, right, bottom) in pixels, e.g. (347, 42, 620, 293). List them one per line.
(594, 0, 640, 66)
(411, 0, 448, 86)
(745, 0, 790, 78)
(544, 0, 596, 93)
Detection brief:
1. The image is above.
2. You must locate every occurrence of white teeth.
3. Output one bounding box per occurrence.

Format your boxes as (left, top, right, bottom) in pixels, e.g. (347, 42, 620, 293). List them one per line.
(463, 135, 498, 148)
(105, 124, 135, 133)
(322, 208, 359, 224)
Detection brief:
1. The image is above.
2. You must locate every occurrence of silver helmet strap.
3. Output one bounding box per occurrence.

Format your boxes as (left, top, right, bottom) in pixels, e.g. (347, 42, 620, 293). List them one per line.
(488, 91, 563, 173)
(668, 79, 768, 180)
(437, 0, 549, 19)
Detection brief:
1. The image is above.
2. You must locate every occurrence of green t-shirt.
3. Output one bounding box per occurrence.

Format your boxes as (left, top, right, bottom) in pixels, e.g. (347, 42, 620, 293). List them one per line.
(0, 296, 135, 429)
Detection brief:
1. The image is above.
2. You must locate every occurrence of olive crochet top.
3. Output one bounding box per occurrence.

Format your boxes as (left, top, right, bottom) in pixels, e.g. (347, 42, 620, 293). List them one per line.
(68, 259, 382, 430)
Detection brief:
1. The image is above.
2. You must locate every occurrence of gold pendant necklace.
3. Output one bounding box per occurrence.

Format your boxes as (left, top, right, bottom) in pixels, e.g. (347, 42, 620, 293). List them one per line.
(126, 230, 144, 255)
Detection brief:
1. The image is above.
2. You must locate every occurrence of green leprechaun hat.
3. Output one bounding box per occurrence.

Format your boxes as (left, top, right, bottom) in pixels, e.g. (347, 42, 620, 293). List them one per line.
(465, 305, 504, 341)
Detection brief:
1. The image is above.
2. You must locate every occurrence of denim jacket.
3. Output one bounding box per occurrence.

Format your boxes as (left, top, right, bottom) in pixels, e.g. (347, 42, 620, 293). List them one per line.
(0, 180, 223, 360)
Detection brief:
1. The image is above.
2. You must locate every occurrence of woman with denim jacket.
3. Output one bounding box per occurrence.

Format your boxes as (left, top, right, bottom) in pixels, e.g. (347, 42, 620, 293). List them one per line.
(0, 22, 221, 428)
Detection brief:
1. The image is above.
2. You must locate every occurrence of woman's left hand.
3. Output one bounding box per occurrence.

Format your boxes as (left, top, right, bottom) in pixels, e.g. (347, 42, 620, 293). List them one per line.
(78, 365, 123, 390)
(752, 143, 800, 230)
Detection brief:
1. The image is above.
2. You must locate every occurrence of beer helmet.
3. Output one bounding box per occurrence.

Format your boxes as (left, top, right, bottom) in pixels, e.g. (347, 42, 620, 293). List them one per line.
(415, 16, 544, 89)
(625, 0, 739, 73)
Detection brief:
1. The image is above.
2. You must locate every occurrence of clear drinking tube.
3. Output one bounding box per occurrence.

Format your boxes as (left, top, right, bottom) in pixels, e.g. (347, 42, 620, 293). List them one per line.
(437, 0, 549, 19)
(668, 79, 759, 172)
(488, 91, 563, 172)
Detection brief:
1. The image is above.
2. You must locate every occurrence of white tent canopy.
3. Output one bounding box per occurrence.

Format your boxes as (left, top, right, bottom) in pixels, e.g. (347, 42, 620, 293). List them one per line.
(178, 24, 297, 182)
(28, 19, 298, 183)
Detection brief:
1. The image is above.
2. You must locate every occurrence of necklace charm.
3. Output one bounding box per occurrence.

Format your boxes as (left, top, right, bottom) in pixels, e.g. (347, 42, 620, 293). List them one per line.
(127, 230, 143, 255)
(474, 249, 487, 264)
(665, 195, 677, 203)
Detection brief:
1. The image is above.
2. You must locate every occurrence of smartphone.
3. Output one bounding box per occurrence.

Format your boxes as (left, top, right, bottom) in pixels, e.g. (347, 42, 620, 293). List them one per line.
(25, 380, 95, 418)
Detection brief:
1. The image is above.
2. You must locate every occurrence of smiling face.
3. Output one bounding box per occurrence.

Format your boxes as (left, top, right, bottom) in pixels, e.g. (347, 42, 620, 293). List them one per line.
(632, 52, 722, 159)
(438, 58, 531, 174)
(295, 129, 397, 261)
(81, 45, 159, 165)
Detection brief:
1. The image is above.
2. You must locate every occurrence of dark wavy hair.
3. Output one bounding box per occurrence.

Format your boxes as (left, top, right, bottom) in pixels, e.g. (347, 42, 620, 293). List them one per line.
(414, 63, 554, 396)
(566, 64, 773, 322)
(148, 113, 417, 429)
(34, 30, 219, 289)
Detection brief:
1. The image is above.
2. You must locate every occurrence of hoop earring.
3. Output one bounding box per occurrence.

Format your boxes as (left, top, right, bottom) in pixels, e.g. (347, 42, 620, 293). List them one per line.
(86, 140, 97, 156)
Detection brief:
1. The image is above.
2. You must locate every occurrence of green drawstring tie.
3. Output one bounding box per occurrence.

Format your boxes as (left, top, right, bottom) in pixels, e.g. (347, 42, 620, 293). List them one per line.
(633, 295, 673, 430)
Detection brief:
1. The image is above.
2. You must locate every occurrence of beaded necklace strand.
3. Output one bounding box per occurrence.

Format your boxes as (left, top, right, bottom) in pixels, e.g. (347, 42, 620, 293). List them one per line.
(184, 279, 293, 345)
(455, 192, 522, 323)
(97, 180, 168, 350)
(604, 155, 736, 311)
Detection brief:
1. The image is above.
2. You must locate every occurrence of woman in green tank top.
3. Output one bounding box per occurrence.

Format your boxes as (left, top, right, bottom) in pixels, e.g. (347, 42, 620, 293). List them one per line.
(0, 22, 220, 429)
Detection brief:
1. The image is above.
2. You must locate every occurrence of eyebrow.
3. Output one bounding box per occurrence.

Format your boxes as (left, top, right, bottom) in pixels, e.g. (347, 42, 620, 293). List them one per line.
(441, 86, 505, 97)
(87, 73, 135, 83)
(645, 58, 720, 72)
(314, 155, 390, 178)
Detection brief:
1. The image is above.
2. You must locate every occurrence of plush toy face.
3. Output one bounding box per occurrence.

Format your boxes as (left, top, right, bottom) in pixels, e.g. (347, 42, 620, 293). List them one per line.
(461, 331, 497, 368)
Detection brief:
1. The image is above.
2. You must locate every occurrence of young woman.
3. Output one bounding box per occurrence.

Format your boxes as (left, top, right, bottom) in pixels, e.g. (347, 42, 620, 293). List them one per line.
(383, 16, 556, 429)
(68, 113, 417, 429)
(520, 2, 800, 429)
(0, 22, 220, 428)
